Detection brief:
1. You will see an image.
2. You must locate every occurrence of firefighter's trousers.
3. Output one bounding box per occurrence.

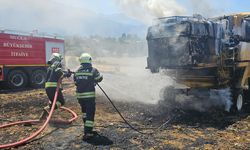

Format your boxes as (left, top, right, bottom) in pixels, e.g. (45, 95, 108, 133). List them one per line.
(78, 98, 96, 134)
(45, 87, 65, 108)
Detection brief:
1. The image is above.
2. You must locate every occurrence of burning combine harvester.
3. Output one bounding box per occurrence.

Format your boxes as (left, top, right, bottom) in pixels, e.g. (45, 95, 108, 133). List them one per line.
(147, 13, 250, 112)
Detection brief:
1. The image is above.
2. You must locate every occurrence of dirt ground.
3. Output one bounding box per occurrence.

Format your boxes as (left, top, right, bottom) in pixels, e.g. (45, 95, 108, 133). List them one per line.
(1, 58, 250, 150)
(1, 80, 250, 150)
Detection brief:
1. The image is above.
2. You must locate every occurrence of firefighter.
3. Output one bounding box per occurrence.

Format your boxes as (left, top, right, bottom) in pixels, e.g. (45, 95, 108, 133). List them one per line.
(74, 53, 103, 140)
(40, 53, 71, 120)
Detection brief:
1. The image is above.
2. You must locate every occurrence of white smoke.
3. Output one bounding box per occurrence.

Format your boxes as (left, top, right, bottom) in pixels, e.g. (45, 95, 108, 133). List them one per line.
(160, 87, 232, 112)
(113, 0, 227, 25)
(113, 0, 186, 25)
(95, 57, 174, 104)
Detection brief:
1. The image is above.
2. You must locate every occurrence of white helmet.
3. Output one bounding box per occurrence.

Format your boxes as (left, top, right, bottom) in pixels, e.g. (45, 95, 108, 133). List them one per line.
(48, 53, 63, 64)
(79, 53, 92, 64)
(50, 53, 63, 62)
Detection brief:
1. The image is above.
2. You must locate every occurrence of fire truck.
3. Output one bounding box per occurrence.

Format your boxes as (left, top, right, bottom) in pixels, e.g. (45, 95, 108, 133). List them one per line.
(0, 30, 65, 89)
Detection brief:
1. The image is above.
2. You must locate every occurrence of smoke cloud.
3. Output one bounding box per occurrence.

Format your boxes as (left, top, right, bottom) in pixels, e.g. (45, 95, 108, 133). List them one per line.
(113, 0, 186, 25)
(95, 57, 174, 104)
(113, 0, 226, 25)
(159, 87, 232, 112)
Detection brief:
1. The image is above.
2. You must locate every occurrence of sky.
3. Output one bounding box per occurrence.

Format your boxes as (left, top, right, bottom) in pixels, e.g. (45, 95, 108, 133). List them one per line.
(51, 0, 119, 14)
(68, 0, 250, 15)
(0, 0, 249, 36)
(180, 0, 250, 15)
(78, 0, 120, 14)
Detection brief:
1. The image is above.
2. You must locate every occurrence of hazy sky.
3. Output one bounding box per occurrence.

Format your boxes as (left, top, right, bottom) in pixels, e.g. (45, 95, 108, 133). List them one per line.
(0, 0, 249, 36)
(70, 0, 250, 15)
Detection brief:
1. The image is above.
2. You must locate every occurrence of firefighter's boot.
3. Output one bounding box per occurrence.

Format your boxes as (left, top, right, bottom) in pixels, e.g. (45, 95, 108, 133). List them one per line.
(82, 131, 97, 141)
(39, 106, 50, 121)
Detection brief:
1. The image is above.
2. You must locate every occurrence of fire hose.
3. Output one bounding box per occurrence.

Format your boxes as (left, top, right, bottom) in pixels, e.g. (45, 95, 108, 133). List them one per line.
(97, 83, 176, 134)
(0, 79, 78, 149)
(97, 83, 146, 134)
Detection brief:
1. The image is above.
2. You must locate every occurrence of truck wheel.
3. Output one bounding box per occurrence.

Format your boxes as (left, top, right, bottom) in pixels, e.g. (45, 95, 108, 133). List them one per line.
(7, 70, 28, 89)
(230, 89, 244, 113)
(30, 70, 46, 88)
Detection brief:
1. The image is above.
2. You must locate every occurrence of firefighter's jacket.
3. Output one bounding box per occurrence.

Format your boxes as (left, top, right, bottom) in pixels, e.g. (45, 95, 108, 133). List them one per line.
(74, 63, 103, 99)
(45, 61, 64, 88)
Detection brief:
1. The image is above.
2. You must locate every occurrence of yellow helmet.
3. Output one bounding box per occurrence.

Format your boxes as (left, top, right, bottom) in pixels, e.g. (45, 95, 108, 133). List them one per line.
(79, 53, 92, 64)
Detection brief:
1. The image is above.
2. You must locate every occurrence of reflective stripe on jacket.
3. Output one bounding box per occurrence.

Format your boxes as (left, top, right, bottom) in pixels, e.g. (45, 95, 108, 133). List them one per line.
(45, 82, 57, 88)
(73, 64, 103, 99)
(76, 92, 95, 99)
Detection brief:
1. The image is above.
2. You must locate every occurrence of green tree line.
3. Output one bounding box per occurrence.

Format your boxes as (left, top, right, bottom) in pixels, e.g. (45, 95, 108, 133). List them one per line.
(65, 33, 148, 58)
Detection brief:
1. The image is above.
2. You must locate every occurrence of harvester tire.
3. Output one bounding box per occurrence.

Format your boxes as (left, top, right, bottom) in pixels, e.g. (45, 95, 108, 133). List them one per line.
(7, 70, 28, 89)
(230, 89, 244, 113)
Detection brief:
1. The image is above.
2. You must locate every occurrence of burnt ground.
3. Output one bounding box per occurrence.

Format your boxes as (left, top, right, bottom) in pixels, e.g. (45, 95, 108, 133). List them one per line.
(1, 81, 250, 150)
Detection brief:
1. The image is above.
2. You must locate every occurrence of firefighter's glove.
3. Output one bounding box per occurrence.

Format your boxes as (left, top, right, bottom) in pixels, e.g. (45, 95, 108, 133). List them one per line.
(47, 60, 52, 65)
(63, 69, 72, 78)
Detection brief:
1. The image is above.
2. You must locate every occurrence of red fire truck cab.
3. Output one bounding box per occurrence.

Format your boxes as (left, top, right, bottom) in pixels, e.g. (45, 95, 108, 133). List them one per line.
(0, 30, 65, 89)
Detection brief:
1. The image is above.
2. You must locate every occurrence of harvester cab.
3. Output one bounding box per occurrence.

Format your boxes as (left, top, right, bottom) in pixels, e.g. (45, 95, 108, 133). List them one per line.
(146, 13, 250, 113)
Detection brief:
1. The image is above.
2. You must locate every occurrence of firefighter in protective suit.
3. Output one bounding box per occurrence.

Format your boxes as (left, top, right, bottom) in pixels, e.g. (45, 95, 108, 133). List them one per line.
(40, 53, 71, 120)
(74, 53, 103, 140)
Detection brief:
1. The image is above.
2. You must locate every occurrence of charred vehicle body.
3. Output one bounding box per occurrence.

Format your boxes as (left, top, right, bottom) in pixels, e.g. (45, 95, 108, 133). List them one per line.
(147, 13, 250, 112)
